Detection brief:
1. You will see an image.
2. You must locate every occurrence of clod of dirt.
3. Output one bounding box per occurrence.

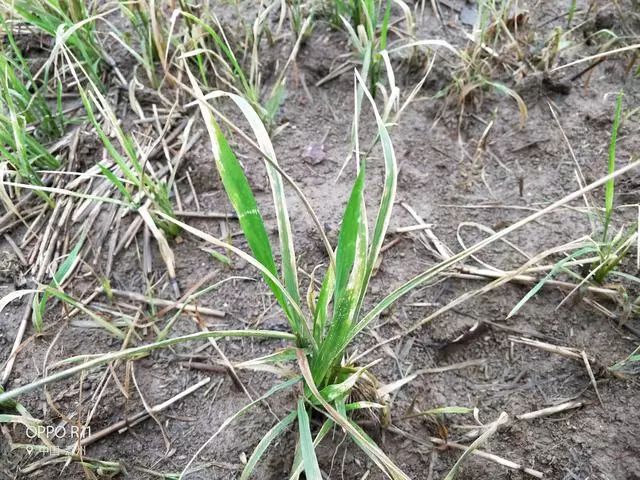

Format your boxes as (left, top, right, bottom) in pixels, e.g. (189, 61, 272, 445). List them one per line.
(595, 11, 616, 31)
(583, 103, 612, 128)
(323, 222, 339, 244)
(542, 75, 572, 95)
(0, 251, 23, 286)
(302, 141, 327, 165)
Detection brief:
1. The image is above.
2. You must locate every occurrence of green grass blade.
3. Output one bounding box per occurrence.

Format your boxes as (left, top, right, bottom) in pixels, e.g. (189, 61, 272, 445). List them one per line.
(339, 15, 363, 52)
(153, 210, 316, 349)
(209, 91, 301, 308)
(35, 286, 124, 338)
(52, 237, 84, 286)
(264, 81, 286, 124)
(180, 11, 256, 103)
(233, 347, 302, 371)
(77, 87, 138, 185)
(611, 345, 640, 372)
(314, 367, 366, 404)
(344, 401, 387, 412)
(352, 69, 397, 315)
(312, 167, 366, 383)
(289, 419, 333, 480)
(240, 410, 297, 480)
(97, 163, 133, 203)
(33, 236, 85, 332)
(312, 264, 334, 342)
(297, 399, 322, 480)
(379, 0, 392, 51)
(603, 91, 623, 242)
(0, 386, 18, 410)
(334, 167, 366, 305)
(185, 68, 301, 333)
(0, 413, 41, 427)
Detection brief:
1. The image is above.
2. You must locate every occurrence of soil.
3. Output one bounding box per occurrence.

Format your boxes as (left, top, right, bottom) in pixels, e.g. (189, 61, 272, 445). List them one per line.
(1, 1, 640, 479)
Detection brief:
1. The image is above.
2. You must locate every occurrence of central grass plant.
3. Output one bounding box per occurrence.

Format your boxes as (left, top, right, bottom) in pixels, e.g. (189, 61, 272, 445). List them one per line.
(182, 60, 409, 476)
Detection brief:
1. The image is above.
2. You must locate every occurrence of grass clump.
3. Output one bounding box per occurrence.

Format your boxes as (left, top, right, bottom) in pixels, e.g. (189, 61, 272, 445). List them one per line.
(509, 91, 640, 324)
(3, 0, 105, 87)
(187, 71, 392, 385)
(173, 3, 304, 128)
(0, 20, 63, 207)
(579, 91, 634, 287)
(116, 0, 166, 88)
(331, 0, 394, 94)
(174, 54, 514, 475)
(443, 0, 528, 125)
(45, 40, 181, 239)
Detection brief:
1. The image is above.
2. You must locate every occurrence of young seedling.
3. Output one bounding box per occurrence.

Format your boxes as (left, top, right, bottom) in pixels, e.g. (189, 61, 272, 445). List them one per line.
(508, 91, 640, 322)
(611, 344, 640, 374)
(286, 0, 314, 40)
(0, 24, 64, 208)
(173, 3, 305, 128)
(567, 0, 578, 28)
(115, 0, 165, 87)
(6, 0, 106, 88)
(334, 0, 394, 95)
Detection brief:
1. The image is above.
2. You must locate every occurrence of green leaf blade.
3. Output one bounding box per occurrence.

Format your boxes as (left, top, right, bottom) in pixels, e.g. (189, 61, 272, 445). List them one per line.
(297, 399, 322, 480)
(240, 410, 297, 480)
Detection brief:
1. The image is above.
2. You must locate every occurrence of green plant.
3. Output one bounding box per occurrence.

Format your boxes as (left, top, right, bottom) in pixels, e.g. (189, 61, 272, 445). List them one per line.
(508, 91, 640, 321)
(611, 344, 640, 374)
(602, 91, 623, 243)
(4, 0, 105, 87)
(589, 91, 632, 286)
(28, 236, 121, 337)
(0, 18, 64, 137)
(334, 0, 393, 94)
(287, 0, 313, 40)
(0, 21, 62, 207)
(174, 4, 301, 128)
(168, 59, 411, 476)
(116, 0, 164, 87)
(60, 44, 179, 238)
(567, 0, 578, 27)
